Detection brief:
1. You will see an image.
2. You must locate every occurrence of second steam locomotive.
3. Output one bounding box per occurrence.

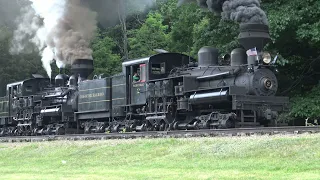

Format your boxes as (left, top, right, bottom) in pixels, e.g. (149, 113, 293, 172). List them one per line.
(0, 23, 289, 136)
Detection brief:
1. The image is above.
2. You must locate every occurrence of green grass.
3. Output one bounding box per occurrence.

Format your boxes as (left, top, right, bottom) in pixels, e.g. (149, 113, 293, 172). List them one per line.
(0, 134, 320, 180)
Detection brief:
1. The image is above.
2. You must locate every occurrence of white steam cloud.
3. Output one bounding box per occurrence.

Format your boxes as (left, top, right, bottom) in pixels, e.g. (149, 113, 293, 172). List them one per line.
(10, 0, 158, 78)
(10, 0, 97, 78)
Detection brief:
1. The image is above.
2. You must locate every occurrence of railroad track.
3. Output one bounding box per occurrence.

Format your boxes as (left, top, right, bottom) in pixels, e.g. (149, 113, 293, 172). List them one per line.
(1, 126, 320, 143)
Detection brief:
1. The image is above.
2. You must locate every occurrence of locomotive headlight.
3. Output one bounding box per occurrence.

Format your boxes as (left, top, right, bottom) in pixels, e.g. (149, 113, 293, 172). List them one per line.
(262, 52, 272, 64)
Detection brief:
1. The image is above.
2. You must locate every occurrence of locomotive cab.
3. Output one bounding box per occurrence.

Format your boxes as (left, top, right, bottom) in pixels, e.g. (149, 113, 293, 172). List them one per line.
(122, 57, 149, 106)
(122, 53, 192, 107)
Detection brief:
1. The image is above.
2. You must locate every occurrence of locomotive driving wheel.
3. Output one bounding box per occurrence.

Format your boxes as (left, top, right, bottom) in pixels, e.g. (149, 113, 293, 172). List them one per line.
(159, 121, 167, 131)
(164, 104, 175, 131)
(219, 119, 235, 129)
(147, 126, 153, 131)
(56, 127, 65, 135)
(218, 113, 236, 129)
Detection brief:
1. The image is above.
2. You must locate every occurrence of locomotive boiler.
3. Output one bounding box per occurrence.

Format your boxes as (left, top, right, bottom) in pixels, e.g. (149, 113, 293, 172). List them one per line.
(167, 23, 286, 129)
(0, 23, 290, 136)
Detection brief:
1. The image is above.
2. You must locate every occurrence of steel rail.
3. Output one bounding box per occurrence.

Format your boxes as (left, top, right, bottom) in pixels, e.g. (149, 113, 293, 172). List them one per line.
(0, 126, 320, 143)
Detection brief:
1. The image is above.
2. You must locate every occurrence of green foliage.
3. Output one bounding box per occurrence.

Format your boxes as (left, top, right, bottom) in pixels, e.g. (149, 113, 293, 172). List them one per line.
(263, 0, 320, 94)
(128, 12, 170, 59)
(191, 16, 239, 57)
(290, 85, 320, 119)
(157, 0, 201, 54)
(91, 29, 122, 76)
(265, 0, 320, 58)
(276, 112, 295, 125)
(265, 0, 320, 41)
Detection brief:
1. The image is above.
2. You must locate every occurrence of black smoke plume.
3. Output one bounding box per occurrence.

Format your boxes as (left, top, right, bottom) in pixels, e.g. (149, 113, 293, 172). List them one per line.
(178, 0, 268, 25)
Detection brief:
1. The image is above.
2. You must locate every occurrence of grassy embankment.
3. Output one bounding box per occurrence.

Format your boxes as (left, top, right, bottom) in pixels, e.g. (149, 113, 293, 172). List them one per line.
(0, 134, 320, 180)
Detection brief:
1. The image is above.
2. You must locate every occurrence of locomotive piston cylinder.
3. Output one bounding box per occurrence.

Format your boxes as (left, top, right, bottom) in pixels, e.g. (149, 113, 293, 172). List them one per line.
(40, 108, 61, 116)
(173, 121, 199, 130)
(189, 90, 230, 105)
(146, 115, 166, 121)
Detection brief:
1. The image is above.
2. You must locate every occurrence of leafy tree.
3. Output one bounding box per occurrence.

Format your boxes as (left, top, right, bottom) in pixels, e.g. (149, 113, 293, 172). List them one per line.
(91, 29, 122, 76)
(158, 0, 202, 54)
(156, 0, 239, 57)
(128, 12, 170, 59)
(263, 0, 320, 95)
(191, 16, 239, 57)
(289, 85, 320, 119)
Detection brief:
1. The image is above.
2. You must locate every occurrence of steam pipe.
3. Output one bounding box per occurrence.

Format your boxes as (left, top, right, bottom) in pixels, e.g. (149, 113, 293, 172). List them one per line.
(43, 89, 72, 99)
(196, 68, 241, 81)
(197, 72, 230, 81)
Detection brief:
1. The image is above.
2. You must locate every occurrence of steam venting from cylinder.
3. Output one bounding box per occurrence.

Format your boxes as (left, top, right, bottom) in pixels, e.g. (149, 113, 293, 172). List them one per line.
(178, 0, 268, 25)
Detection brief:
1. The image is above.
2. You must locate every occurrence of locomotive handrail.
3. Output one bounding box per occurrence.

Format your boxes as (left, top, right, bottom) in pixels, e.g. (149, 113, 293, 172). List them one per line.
(196, 68, 242, 81)
(197, 71, 231, 81)
(43, 89, 72, 99)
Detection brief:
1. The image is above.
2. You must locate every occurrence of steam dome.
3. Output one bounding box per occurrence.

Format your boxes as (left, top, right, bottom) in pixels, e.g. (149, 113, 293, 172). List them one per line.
(231, 48, 247, 66)
(198, 46, 219, 67)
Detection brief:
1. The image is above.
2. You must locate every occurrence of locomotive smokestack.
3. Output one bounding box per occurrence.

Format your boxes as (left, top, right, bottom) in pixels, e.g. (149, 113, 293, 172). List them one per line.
(71, 59, 94, 80)
(238, 23, 271, 52)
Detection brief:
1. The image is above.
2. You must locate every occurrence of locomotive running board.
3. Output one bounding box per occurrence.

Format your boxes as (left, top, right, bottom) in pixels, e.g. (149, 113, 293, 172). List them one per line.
(232, 95, 290, 112)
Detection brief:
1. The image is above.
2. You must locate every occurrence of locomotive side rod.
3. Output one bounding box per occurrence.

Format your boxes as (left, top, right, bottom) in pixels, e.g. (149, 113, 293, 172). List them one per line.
(1, 126, 319, 143)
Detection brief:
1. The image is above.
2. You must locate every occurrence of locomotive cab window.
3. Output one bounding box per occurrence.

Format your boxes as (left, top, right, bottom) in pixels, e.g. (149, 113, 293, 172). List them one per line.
(12, 86, 18, 96)
(139, 64, 146, 82)
(132, 63, 146, 83)
(3, 101, 7, 111)
(25, 85, 33, 93)
(17, 85, 22, 94)
(151, 62, 166, 75)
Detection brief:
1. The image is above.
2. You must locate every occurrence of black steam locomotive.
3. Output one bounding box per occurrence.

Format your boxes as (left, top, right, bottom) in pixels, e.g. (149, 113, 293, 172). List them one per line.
(0, 23, 289, 136)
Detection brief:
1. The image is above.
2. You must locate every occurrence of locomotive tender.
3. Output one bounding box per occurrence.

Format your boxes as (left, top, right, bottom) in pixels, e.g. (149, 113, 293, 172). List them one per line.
(0, 23, 289, 136)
